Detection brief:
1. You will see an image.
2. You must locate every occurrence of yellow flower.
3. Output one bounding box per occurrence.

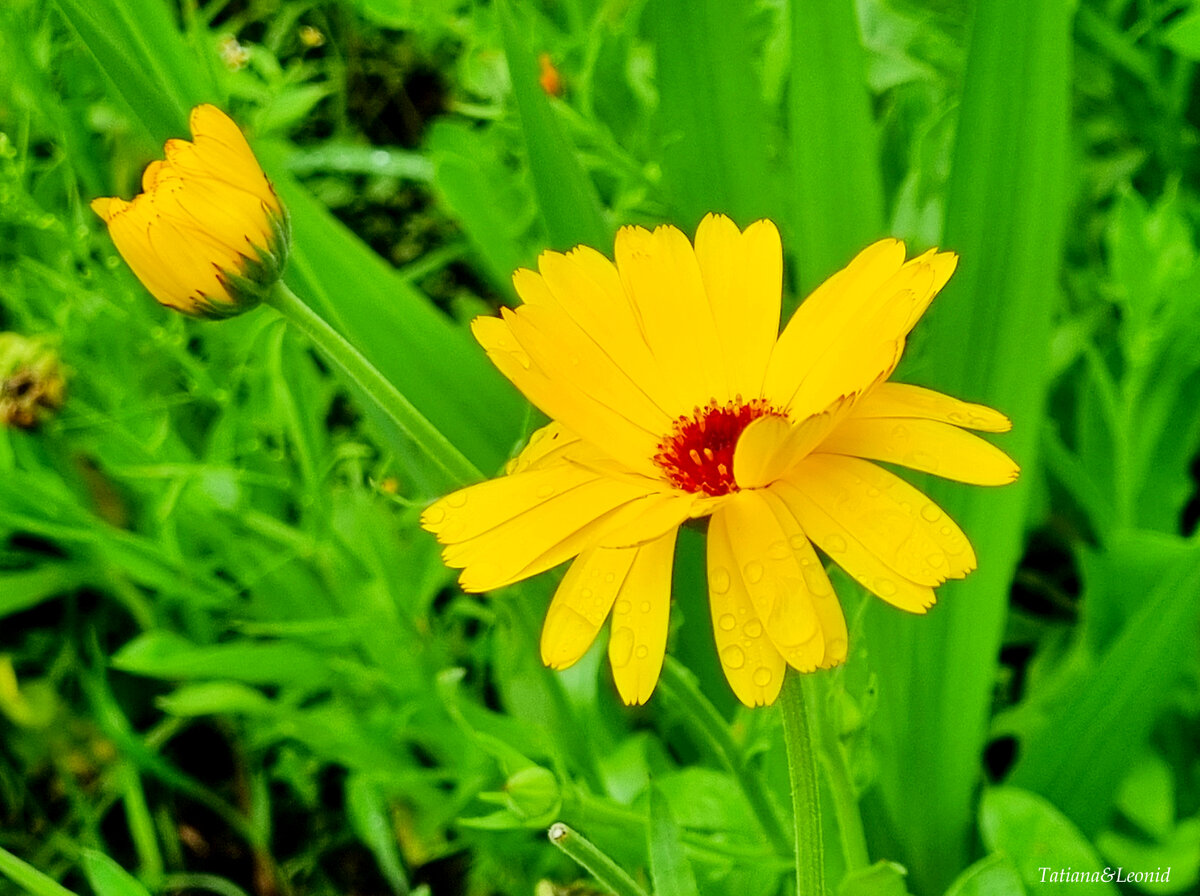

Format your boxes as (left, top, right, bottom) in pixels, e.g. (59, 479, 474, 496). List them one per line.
(91, 104, 289, 320)
(422, 216, 1018, 706)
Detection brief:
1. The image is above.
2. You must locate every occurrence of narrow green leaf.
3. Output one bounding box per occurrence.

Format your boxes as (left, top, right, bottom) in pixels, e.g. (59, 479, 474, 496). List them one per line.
(647, 786, 701, 896)
(649, 0, 777, 229)
(80, 851, 153, 896)
(496, 0, 609, 252)
(789, 0, 885, 293)
(979, 788, 1117, 895)
(0, 564, 86, 618)
(0, 845, 78, 896)
(346, 775, 412, 896)
(112, 631, 331, 688)
(863, 1, 1073, 892)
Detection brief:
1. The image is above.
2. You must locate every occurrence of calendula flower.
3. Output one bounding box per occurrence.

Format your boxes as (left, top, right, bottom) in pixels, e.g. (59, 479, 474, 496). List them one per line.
(422, 216, 1017, 706)
(0, 333, 66, 430)
(91, 104, 289, 320)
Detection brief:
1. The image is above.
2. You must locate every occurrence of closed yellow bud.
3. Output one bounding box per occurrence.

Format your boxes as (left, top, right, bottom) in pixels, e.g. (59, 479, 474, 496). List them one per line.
(91, 104, 289, 320)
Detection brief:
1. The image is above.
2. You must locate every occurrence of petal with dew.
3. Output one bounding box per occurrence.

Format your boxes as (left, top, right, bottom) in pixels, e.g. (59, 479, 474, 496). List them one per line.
(712, 491, 826, 671)
(609, 529, 677, 705)
(706, 510, 787, 706)
(541, 546, 637, 670)
(693, 214, 782, 399)
(819, 417, 1020, 485)
(505, 422, 582, 474)
(772, 479, 936, 612)
(790, 454, 976, 585)
(849, 382, 1012, 431)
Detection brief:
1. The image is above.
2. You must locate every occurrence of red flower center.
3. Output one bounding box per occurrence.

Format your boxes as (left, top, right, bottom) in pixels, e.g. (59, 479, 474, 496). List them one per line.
(654, 397, 787, 496)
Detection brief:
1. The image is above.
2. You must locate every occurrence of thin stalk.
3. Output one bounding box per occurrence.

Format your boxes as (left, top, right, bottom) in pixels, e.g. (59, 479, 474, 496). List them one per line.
(0, 846, 78, 896)
(547, 823, 649, 896)
(779, 672, 825, 896)
(659, 658, 790, 855)
(811, 677, 870, 871)
(265, 281, 480, 489)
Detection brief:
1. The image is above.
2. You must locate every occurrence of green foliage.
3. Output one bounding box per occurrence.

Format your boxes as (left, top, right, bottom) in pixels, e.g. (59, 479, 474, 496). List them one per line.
(0, 0, 1198, 895)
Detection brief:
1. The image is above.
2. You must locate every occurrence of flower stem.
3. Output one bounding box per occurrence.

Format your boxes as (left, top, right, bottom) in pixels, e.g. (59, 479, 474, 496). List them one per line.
(779, 671, 826, 896)
(547, 823, 649, 896)
(811, 676, 871, 871)
(265, 281, 480, 489)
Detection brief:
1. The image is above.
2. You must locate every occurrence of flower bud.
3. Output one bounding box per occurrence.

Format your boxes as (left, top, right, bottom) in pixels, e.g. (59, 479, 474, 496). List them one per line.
(91, 104, 289, 320)
(504, 765, 561, 823)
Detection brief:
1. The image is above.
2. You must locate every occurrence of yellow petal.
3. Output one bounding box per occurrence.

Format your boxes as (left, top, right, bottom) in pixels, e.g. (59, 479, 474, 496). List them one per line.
(693, 214, 782, 399)
(505, 422, 581, 474)
(181, 105, 281, 212)
(608, 529, 677, 705)
(541, 547, 637, 670)
(849, 382, 1012, 432)
(818, 417, 1020, 485)
(596, 491, 697, 548)
(772, 479, 936, 612)
(149, 166, 276, 257)
(712, 491, 826, 671)
(706, 508, 787, 706)
(615, 224, 726, 405)
(790, 454, 976, 585)
(731, 414, 792, 489)
(90, 196, 127, 222)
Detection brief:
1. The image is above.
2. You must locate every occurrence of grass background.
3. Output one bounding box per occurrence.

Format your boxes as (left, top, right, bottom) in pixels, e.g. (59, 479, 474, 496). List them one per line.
(1, 0, 1198, 894)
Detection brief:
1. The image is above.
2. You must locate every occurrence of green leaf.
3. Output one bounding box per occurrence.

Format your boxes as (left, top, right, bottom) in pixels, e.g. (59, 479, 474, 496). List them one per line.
(980, 788, 1118, 895)
(789, 0, 885, 293)
(495, 0, 609, 252)
(112, 632, 331, 688)
(943, 854, 1026, 896)
(647, 786, 700, 896)
(838, 861, 912, 896)
(0, 564, 86, 618)
(80, 851, 152, 896)
(346, 775, 412, 896)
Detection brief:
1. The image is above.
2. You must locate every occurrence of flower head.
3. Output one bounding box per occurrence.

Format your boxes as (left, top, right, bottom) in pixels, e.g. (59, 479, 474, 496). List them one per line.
(91, 104, 289, 320)
(422, 216, 1018, 706)
(0, 333, 66, 429)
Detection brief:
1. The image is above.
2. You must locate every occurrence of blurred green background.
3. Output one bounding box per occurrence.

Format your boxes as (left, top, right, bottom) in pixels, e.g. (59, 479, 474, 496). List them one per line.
(0, 0, 1198, 894)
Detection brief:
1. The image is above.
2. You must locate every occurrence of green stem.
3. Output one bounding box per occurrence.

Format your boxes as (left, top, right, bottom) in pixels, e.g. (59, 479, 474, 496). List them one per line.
(779, 672, 825, 896)
(811, 677, 870, 871)
(0, 845, 78, 896)
(547, 823, 649, 896)
(659, 658, 790, 855)
(265, 281, 480, 489)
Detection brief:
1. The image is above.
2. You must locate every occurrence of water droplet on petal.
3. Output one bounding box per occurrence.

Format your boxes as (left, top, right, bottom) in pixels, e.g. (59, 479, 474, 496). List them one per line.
(639, 601, 651, 614)
(825, 534, 848, 554)
(744, 561, 765, 584)
(721, 645, 746, 670)
(446, 492, 468, 508)
(909, 451, 939, 472)
(940, 526, 952, 537)
(767, 540, 789, 560)
(710, 567, 732, 594)
(615, 599, 632, 615)
(743, 619, 763, 638)
(580, 588, 593, 600)
(948, 411, 966, 424)
(610, 627, 635, 667)
(874, 578, 898, 597)
(921, 503, 942, 522)
(424, 506, 446, 524)
(752, 667, 772, 687)
(635, 644, 649, 659)
(928, 553, 946, 568)
(789, 534, 808, 550)
(605, 572, 616, 584)
(892, 424, 909, 439)
(718, 613, 737, 631)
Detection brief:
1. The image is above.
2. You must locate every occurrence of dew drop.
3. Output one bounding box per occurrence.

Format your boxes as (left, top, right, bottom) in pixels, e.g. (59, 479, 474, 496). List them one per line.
(940, 526, 952, 537)
(920, 503, 942, 522)
(928, 553, 946, 568)
(605, 572, 616, 584)
(718, 613, 737, 632)
(826, 638, 848, 660)
(909, 451, 939, 472)
(752, 667, 773, 687)
(446, 492, 468, 508)
(536, 483, 556, 498)
(767, 540, 789, 560)
(721, 645, 746, 670)
(789, 534, 808, 550)
(710, 567, 732, 594)
(639, 601, 651, 615)
(635, 644, 649, 659)
(825, 534, 848, 553)
(615, 599, 632, 615)
(581, 588, 593, 600)
(742, 619, 763, 638)
(874, 578, 898, 597)
(424, 506, 446, 524)
(744, 561, 765, 584)
(610, 627, 635, 667)
(948, 411, 966, 424)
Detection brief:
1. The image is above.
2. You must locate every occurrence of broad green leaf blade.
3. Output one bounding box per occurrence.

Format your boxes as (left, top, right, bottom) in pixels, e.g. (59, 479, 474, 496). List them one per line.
(863, 1, 1073, 892)
(979, 788, 1118, 895)
(80, 852, 152, 896)
(648, 0, 778, 230)
(944, 854, 1027, 896)
(496, 0, 609, 252)
(837, 861, 912, 896)
(647, 786, 701, 896)
(1009, 538, 1200, 833)
(789, 0, 886, 294)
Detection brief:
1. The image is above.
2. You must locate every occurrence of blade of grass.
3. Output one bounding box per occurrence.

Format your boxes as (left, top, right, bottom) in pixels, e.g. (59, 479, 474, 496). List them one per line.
(648, 0, 778, 229)
(863, 1, 1073, 892)
(496, 0, 609, 252)
(788, 0, 885, 294)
